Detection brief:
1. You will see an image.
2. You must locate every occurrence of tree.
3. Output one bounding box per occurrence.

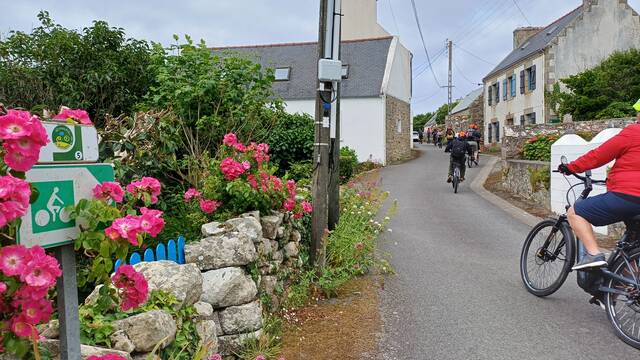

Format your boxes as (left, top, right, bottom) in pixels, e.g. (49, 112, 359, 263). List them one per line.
(0, 11, 153, 127)
(413, 112, 433, 131)
(553, 49, 640, 121)
(435, 101, 459, 124)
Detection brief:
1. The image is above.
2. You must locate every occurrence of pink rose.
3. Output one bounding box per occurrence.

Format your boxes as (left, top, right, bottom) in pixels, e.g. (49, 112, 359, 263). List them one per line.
(223, 133, 238, 146)
(0, 245, 30, 277)
(126, 177, 161, 204)
(139, 207, 165, 237)
(184, 188, 202, 202)
(199, 199, 221, 214)
(301, 201, 313, 213)
(53, 108, 92, 125)
(20, 246, 62, 288)
(93, 182, 125, 203)
(112, 265, 148, 311)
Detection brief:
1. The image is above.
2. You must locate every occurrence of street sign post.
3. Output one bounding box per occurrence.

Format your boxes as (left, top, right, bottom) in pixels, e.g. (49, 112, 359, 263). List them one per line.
(17, 164, 115, 248)
(38, 122, 99, 163)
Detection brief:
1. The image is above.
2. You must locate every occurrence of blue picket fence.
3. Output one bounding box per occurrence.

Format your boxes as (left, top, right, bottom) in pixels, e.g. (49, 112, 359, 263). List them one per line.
(114, 236, 186, 272)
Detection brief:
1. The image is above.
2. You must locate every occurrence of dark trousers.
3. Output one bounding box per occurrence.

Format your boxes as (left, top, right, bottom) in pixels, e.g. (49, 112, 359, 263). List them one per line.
(448, 157, 466, 178)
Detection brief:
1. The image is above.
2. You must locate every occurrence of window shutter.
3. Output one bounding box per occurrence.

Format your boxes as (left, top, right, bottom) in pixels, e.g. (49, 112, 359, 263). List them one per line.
(488, 124, 492, 143)
(530, 65, 537, 90)
(520, 115, 525, 126)
(503, 79, 508, 100)
(520, 70, 525, 94)
(488, 87, 493, 106)
(496, 83, 500, 103)
(496, 121, 501, 142)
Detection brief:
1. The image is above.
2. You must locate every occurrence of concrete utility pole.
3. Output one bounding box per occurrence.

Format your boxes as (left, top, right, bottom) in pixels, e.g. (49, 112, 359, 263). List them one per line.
(328, 0, 342, 231)
(447, 39, 453, 117)
(311, 0, 334, 268)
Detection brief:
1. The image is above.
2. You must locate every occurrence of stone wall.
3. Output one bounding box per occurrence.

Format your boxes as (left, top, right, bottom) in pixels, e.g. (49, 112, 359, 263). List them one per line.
(501, 118, 634, 159)
(385, 95, 411, 163)
(501, 160, 551, 211)
(40, 211, 303, 360)
(446, 94, 485, 133)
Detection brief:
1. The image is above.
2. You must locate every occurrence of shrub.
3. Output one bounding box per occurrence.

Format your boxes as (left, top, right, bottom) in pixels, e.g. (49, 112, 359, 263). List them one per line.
(528, 166, 551, 191)
(287, 160, 313, 183)
(266, 112, 314, 174)
(522, 135, 558, 162)
(339, 147, 358, 184)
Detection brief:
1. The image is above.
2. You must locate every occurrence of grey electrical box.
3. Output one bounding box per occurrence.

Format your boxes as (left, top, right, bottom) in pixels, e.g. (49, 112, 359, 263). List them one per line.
(318, 59, 343, 82)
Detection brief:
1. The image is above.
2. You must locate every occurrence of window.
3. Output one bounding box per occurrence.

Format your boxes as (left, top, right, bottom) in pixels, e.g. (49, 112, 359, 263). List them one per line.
(341, 65, 349, 79)
(520, 70, 525, 94)
(506, 117, 514, 126)
(488, 87, 493, 106)
(502, 79, 508, 101)
(526, 111, 537, 124)
(527, 65, 536, 91)
(488, 123, 493, 143)
(510, 76, 516, 98)
(274, 67, 290, 81)
(396, 119, 402, 133)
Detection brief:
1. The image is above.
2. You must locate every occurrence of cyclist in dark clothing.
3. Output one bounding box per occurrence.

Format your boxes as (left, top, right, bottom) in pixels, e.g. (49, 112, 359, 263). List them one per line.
(446, 132, 473, 183)
(444, 127, 455, 151)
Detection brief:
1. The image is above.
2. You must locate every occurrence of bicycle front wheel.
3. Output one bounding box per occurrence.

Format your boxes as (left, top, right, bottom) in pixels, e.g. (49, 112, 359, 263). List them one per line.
(520, 219, 575, 297)
(605, 248, 640, 350)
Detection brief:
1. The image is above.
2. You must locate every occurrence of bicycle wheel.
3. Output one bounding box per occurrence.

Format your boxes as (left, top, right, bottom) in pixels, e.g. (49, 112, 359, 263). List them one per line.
(467, 156, 473, 168)
(605, 247, 640, 349)
(520, 219, 575, 297)
(453, 168, 460, 194)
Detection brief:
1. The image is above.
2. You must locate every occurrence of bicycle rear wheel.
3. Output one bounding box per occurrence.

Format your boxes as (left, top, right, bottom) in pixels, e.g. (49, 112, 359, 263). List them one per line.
(520, 219, 575, 297)
(453, 167, 460, 193)
(605, 248, 640, 350)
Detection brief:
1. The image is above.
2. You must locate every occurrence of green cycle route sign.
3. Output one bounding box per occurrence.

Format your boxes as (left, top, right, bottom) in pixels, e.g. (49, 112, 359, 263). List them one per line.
(17, 163, 115, 249)
(38, 122, 100, 163)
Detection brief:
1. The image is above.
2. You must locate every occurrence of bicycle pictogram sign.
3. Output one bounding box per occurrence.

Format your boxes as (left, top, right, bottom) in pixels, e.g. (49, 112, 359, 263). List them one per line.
(31, 180, 75, 234)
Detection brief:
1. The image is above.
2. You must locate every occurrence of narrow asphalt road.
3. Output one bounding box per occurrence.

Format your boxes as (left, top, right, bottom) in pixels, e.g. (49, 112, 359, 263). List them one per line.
(376, 144, 638, 360)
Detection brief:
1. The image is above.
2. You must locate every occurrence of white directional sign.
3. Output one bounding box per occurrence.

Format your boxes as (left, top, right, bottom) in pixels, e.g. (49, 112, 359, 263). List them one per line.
(38, 122, 99, 163)
(17, 164, 115, 248)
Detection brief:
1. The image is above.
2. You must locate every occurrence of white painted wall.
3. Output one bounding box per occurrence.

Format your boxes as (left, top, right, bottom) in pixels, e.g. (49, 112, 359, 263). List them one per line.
(284, 97, 387, 164)
(341, 0, 390, 41)
(553, 0, 640, 81)
(383, 38, 412, 104)
(550, 129, 622, 235)
(484, 54, 546, 144)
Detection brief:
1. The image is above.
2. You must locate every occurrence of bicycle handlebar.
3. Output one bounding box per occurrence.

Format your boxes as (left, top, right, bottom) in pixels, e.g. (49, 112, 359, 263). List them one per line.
(553, 169, 607, 184)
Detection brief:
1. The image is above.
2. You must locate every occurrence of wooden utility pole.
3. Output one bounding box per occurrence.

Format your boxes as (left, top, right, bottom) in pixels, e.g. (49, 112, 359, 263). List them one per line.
(447, 39, 453, 117)
(328, 0, 342, 231)
(311, 0, 332, 268)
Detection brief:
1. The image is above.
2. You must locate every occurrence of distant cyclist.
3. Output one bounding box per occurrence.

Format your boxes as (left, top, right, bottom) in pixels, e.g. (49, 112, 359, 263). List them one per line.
(446, 131, 473, 183)
(445, 127, 455, 151)
(466, 124, 481, 165)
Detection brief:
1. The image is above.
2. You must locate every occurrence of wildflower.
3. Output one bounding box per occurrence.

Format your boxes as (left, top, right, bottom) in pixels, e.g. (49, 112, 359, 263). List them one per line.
(220, 157, 248, 180)
(20, 246, 62, 288)
(183, 188, 202, 202)
(93, 182, 125, 203)
(53, 108, 92, 125)
(255, 356, 267, 360)
(112, 265, 148, 311)
(286, 179, 296, 196)
(139, 208, 165, 237)
(199, 198, 221, 214)
(301, 201, 313, 213)
(0, 245, 30, 277)
(127, 177, 161, 204)
(354, 242, 365, 251)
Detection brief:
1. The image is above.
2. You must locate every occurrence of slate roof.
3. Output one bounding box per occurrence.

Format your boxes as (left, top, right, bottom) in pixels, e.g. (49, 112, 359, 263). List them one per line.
(211, 37, 393, 100)
(484, 6, 583, 80)
(450, 87, 483, 114)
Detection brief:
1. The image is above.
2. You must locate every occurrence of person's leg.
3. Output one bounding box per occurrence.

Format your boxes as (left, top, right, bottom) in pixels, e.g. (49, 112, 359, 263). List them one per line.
(460, 160, 466, 180)
(448, 158, 454, 176)
(567, 207, 599, 255)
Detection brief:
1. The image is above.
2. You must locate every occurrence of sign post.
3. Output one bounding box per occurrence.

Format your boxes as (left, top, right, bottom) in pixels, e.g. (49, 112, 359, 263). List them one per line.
(17, 124, 110, 360)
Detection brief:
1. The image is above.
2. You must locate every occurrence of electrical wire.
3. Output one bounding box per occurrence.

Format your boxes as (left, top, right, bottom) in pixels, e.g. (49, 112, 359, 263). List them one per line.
(458, 2, 519, 47)
(454, 44, 497, 66)
(512, 0, 532, 25)
(409, 0, 441, 87)
(453, 59, 479, 86)
(453, 0, 511, 45)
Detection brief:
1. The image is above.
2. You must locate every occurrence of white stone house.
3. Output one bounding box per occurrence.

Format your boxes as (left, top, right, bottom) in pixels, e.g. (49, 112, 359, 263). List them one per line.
(483, 0, 640, 144)
(211, 0, 412, 165)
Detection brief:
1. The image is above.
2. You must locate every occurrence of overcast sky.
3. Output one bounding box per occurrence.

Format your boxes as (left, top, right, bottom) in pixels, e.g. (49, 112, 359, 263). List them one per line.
(4, 0, 640, 115)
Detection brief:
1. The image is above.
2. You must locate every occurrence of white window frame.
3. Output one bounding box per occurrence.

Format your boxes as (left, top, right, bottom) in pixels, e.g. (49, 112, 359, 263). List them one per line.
(274, 67, 291, 81)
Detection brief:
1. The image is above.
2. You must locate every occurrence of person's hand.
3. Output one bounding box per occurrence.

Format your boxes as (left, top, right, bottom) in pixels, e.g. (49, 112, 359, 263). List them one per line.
(557, 163, 571, 175)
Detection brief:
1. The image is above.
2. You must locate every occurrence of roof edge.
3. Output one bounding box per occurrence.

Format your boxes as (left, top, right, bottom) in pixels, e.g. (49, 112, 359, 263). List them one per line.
(210, 36, 394, 51)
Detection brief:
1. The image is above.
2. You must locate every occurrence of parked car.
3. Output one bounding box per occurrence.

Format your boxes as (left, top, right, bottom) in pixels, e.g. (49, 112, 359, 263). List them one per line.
(412, 131, 420, 142)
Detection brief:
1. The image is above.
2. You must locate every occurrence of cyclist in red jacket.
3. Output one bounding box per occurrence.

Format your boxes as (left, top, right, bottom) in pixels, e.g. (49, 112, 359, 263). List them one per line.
(558, 104, 640, 270)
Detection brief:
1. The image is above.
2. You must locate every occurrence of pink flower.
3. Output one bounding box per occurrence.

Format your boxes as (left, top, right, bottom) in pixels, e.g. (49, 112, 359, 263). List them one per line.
(0, 110, 32, 140)
(139, 207, 165, 237)
(107, 215, 142, 245)
(220, 157, 248, 181)
(105, 226, 120, 241)
(0, 245, 30, 277)
(10, 316, 37, 339)
(242, 161, 251, 170)
(87, 354, 128, 360)
(0, 175, 31, 227)
(283, 199, 296, 212)
(234, 142, 247, 152)
(0, 282, 6, 294)
(247, 175, 258, 189)
(254, 143, 270, 165)
(199, 199, 221, 214)
(286, 179, 296, 197)
(255, 356, 266, 360)
(17, 298, 53, 325)
(223, 133, 238, 146)
(293, 212, 303, 219)
(93, 182, 125, 203)
(271, 176, 283, 191)
(3, 148, 39, 172)
(184, 188, 202, 202)
(126, 177, 161, 204)
(20, 246, 62, 288)
(53, 108, 92, 125)
(259, 172, 270, 192)
(12, 285, 49, 302)
(209, 354, 223, 360)
(301, 201, 313, 214)
(112, 265, 148, 311)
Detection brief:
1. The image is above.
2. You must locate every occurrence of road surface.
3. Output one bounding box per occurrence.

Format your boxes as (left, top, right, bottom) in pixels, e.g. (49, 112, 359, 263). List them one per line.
(376, 144, 638, 359)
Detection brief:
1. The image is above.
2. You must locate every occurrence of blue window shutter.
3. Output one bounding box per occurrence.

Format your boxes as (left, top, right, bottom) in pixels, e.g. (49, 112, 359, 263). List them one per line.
(488, 87, 492, 106)
(502, 79, 507, 100)
(510, 77, 516, 97)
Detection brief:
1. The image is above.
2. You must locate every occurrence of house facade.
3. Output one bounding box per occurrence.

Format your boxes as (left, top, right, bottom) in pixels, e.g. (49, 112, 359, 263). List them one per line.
(445, 87, 484, 132)
(483, 0, 640, 144)
(211, 0, 412, 165)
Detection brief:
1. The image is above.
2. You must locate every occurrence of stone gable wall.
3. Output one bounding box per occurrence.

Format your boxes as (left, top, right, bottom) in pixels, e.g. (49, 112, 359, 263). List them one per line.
(385, 95, 411, 163)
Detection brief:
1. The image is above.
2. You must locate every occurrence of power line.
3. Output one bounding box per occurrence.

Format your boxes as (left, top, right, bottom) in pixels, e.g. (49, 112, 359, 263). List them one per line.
(409, 0, 441, 87)
(454, 0, 511, 45)
(512, 0, 532, 25)
(458, 2, 519, 47)
(453, 59, 479, 86)
(413, 45, 448, 79)
(454, 44, 497, 66)
(452, 0, 509, 43)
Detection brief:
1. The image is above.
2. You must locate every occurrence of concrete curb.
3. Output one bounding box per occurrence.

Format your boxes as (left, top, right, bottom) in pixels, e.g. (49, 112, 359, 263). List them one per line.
(470, 156, 544, 227)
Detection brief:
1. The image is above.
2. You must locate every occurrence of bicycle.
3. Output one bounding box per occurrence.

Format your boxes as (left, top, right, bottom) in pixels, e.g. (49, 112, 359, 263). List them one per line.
(519, 156, 640, 349)
(452, 161, 462, 194)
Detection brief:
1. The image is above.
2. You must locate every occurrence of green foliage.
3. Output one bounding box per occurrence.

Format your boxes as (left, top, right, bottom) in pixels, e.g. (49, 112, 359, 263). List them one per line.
(236, 315, 282, 360)
(287, 160, 313, 183)
(339, 147, 358, 184)
(434, 101, 459, 124)
(522, 135, 558, 162)
(266, 112, 314, 174)
(528, 166, 551, 191)
(554, 49, 640, 121)
(0, 11, 153, 127)
(413, 112, 433, 131)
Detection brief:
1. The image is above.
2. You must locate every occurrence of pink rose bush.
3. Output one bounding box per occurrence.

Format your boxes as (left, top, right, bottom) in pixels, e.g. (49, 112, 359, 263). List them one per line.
(111, 265, 148, 311)
(186, 133, 313, 219)
(0, 110, 48, 172)
(126, 177, 161, 205)
(53, 108, 93, 125)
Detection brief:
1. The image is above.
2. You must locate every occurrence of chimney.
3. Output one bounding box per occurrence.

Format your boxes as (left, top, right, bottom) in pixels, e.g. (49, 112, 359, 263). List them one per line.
(513, 27, 543, 49)
(342, 0, 390, 41)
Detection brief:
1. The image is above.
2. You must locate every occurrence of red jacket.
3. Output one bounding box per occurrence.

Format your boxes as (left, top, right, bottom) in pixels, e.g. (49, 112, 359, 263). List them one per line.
(568, 123, 640, 197)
